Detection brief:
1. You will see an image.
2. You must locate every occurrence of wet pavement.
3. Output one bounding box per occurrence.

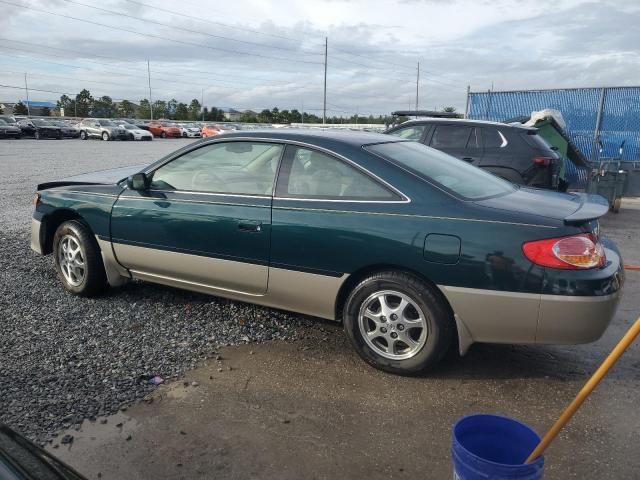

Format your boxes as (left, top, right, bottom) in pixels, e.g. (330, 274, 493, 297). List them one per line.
(48, 201, 640, 479)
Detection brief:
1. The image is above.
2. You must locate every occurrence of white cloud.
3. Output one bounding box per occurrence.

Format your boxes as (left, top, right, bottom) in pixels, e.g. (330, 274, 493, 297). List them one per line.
(0, 0, 638, 115)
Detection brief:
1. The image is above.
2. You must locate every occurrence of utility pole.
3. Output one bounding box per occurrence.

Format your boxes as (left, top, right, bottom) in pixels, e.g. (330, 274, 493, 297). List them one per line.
(301, 99, 304, 125)
(201, 88, 205, 121)
(24, 73, 31, 116)
(147, 60, 153, 121)
(355, 107, 359, 125)
(464, 85, 470, 119)
(323, 37, 328, 125)
(415, 61, 420, 112)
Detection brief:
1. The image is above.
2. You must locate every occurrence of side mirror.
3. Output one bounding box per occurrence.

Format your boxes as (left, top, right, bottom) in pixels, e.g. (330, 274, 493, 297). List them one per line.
(127, 172, 149, 191)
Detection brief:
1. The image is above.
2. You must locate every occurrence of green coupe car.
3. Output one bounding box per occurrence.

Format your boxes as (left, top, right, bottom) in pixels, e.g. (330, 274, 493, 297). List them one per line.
(31, 130, 623, 374)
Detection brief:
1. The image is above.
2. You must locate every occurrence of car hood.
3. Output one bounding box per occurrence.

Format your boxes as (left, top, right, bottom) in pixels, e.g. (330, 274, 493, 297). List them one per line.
(37, 164, 147, 190)
(475, 187, 610, 225)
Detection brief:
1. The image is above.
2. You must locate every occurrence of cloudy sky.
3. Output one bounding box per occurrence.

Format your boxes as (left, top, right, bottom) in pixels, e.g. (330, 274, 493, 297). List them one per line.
(1, 0, 639, 116)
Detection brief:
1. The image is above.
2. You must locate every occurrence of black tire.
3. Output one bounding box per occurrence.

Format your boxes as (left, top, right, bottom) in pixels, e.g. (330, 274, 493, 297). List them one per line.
(182, 132, 187, 138)
(35, 130, 40, 140)
(53, 220, 108, 296)
(102, 131, 110, 141)
(343, 271, 454, 375)
(80, 130, 87, 140)
(161, 131, 167, 138)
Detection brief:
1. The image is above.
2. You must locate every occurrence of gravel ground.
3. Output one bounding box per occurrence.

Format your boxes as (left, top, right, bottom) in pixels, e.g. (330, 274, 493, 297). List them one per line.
(0, 139, 315, 445)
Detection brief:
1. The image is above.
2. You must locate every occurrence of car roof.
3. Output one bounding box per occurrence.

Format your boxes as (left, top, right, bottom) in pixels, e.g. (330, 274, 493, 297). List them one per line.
(218, 128, 403, 147)
(394, 118, 536, 131)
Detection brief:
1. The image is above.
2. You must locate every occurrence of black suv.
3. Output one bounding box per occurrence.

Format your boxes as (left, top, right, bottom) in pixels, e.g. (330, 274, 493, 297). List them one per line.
(385, 118, 560, 189)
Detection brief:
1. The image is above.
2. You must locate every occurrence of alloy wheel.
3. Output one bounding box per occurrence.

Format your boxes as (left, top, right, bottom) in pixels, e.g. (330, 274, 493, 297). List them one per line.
(58, 234, 86, 287)
(358, 290, 428, 360)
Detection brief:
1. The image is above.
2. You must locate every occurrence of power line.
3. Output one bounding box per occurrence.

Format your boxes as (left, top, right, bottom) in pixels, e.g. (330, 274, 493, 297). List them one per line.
(60, 0, 323, 58)
(0, 46, 292, 94)
(121, 0, 304, 44)
(0, 0, 324, 66)
(0, 39, 306, 86)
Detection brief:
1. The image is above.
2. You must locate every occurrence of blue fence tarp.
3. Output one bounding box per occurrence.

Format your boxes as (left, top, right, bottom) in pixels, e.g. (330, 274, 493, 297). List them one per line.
(468, 87, 640, 162)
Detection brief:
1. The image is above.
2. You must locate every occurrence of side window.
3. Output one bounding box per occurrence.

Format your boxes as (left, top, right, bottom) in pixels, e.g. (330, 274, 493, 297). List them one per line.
(388, 125, 427, 141)
(277, 146, 399, 200)
(483, 128, 507, 148)
(467, 128, 481, 149)
(150, 142, 283, 195)
(430, 126, 472, 149)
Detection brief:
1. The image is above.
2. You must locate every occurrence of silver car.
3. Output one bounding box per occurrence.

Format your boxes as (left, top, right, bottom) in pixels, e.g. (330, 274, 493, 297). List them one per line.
(78, 119, 126, 141)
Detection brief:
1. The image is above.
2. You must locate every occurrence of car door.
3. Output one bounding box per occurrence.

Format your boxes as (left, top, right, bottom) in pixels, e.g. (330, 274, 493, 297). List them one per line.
(110, 140, 284, 295)
(427, 124, 483, 165)
(269, 145, 406, 317)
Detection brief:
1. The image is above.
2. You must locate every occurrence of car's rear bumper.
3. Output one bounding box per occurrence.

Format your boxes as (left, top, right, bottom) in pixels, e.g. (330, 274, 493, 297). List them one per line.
(440, 243, 623, 353)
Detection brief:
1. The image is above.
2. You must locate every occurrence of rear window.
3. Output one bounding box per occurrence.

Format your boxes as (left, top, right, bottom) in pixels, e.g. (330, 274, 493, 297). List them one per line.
(365, 141, 516, 200)
(521, 131, 555, 152)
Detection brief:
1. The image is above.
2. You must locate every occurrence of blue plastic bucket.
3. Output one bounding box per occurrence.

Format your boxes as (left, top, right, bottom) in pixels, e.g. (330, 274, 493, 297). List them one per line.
(452, 414, 544, 480)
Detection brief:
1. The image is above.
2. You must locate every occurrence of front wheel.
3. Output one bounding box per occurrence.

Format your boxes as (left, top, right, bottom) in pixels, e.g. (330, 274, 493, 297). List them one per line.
(343, 271, 454, 375)
(161, 131, 167, 138)
(35, 130, 40, 140)
(102, 132, 109, 141)
(80, 131, 87, 140)
(53, 220, 108, 296)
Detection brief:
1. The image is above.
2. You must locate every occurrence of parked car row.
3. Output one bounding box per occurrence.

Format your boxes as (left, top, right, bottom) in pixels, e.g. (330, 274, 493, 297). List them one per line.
(0, 115, 240, 141)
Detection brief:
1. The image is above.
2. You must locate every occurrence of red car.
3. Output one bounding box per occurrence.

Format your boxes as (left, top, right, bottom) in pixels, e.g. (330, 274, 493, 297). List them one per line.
(148, 122, 182, 138)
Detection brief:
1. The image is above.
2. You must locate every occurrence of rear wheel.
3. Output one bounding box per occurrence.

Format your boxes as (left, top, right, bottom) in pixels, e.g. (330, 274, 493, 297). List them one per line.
(80, 130, 87, 140)
(53, 220, 107, 296)
(102, 131, 109, 141)
(35, 130, 40, 140)
(161, 131, 167, 138)
(343, 271, 454, 375)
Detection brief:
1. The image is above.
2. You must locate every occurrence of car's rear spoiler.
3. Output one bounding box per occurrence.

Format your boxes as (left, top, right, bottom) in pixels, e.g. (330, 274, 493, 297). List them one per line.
(564, 193, 609, 225)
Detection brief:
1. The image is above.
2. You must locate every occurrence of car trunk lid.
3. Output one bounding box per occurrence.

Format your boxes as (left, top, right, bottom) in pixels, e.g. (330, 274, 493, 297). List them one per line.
(475, 187, 609, 225)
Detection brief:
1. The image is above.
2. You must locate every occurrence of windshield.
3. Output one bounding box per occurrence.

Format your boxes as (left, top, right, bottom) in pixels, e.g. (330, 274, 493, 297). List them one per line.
(365, 141, 516, 200)
(98, 120, 116, 126)
(123, 125, 136, 130)
(32, 119, 52, 126)
(0, 119, 6, 125)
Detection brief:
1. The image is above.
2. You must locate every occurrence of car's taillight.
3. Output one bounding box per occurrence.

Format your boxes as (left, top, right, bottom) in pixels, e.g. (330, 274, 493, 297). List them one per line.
(532, 156, 553, 166)
(522, 233, 605, 269)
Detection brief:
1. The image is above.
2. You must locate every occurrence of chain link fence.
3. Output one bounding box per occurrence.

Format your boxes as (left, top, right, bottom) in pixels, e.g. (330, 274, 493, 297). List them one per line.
(467, 87, 640, 195)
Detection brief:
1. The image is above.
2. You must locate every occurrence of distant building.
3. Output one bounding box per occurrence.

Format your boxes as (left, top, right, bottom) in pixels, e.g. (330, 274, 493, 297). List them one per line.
(221, 108, 257, 121)
(0, 100, 58, 116)
(113, 101, 140, 117)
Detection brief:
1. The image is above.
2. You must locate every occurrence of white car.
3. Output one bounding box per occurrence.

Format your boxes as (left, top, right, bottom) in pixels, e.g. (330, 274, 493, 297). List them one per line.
(118, 123, 153, 141)
(177, 123, 202, 138)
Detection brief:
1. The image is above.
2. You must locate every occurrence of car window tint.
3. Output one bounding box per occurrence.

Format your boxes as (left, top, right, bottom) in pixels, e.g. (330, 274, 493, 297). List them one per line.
(430, 126, 472, 149)
(467, 128, 481, 149)
(388, 125, 426, 140)
(279, 146, 397, 200)
(366, 141, 515, 200)
(150, 142, 283, 195)
(483, 128, 505, 148)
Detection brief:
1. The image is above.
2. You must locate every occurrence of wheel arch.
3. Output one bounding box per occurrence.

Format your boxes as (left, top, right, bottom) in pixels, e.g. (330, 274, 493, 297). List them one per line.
(42, 209, 93, 254)
(335, 264, 454, 322)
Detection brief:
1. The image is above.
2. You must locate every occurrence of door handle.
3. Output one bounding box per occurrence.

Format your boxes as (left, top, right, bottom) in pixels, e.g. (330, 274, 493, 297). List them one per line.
(238, 221, 262, 232)
(462, 157, 475, 162)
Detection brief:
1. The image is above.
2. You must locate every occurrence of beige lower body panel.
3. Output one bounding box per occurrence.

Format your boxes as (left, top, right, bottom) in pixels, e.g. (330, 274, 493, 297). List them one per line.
(439, 285, 621, 354)
(110, 242, 345, 320)
(536, 291, 621, 344)
(113, 242, 268, 295)
(31, 218, 43, 254)
(439, 286, 540, 346)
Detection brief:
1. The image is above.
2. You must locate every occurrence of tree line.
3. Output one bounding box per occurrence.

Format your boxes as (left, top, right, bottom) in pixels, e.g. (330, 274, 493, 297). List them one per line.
(9, 88, 457, 124)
